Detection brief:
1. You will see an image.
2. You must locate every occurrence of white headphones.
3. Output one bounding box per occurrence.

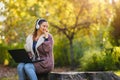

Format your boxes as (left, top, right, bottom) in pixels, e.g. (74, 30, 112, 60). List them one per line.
(36, 19, 41, 29)
(36, 18, 46, 29)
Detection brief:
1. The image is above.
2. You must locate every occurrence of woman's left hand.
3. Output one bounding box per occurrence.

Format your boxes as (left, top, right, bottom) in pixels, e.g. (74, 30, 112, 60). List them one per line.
(43, 29, 49, 38)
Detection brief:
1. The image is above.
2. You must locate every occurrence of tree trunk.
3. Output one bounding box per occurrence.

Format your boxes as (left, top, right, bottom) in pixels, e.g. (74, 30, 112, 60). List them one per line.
(69, 39, 74, 70)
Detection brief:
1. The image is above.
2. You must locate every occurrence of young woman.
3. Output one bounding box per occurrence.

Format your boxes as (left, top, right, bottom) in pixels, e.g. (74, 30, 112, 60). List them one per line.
(17, 18, 54, 80)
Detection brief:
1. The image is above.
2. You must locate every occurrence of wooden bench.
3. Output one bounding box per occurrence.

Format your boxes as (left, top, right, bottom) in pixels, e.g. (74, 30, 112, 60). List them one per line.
(26, 71, 120, 80)
(26, 73, 49, 80)
(37, 73, 49, 80)
(49, 71, 120, 80)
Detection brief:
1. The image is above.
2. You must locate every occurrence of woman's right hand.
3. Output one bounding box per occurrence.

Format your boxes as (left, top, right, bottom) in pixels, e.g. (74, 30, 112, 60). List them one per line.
(28, 52, 33, 59)
(43, 28, 49, 39)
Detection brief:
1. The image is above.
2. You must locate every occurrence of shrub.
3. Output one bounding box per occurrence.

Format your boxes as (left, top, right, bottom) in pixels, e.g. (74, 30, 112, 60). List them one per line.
(80, 47, 120, 71)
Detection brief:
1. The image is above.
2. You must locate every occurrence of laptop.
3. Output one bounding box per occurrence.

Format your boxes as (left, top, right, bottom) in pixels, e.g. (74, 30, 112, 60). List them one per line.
(8, 49, 44, 63)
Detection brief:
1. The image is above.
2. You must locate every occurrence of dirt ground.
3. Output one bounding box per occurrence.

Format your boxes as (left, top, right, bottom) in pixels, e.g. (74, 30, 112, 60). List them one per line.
(0, 64, 71, 79)
(0, 65, 17, 79)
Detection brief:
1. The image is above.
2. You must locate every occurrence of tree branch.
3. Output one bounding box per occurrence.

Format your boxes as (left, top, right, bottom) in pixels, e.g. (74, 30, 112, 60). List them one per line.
(50, 22, 71, 39)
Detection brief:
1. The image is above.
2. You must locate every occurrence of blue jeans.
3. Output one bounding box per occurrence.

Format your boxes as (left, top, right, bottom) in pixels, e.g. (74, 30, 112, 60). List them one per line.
(17, 63, 38, 80)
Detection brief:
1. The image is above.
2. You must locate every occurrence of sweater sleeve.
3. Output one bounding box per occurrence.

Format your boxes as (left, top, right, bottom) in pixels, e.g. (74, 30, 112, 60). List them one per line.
(42, 34, 53, 53)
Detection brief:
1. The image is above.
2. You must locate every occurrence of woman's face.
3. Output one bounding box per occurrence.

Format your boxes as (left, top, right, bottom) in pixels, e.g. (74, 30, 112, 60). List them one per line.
(39, 22, 48, 33)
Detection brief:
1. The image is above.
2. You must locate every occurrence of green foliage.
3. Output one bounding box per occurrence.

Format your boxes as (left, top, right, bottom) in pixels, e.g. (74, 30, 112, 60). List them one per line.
(0, 44, 8, 64)
(111, 2, 120, 46)
(80, 51, 104, 71)
(8, 43, 24, 67)
(0, 42, 24, 67)
(112, 47, 120, 68)
(54, 35, 70, 67)
(73, 40, 84, 67)
(80, 47, 120, 71)
(77, 23, 117, 71)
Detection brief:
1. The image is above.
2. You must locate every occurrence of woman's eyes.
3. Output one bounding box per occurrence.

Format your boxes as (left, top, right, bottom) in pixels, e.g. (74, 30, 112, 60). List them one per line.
(43, 25, 48, 28)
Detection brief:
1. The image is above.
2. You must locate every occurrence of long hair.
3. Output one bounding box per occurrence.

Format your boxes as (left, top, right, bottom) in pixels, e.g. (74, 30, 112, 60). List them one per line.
(33, 19, 47, 39)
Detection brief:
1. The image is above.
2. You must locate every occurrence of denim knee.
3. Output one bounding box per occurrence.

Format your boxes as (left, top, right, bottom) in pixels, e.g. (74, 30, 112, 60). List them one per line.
(24, 63, 35, 71)
(17, 63, 25, 72)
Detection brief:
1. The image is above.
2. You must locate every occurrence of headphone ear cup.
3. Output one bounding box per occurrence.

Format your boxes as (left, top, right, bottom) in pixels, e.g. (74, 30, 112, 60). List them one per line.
(36, 24, 39, 29)
(36, 19, 41, 29)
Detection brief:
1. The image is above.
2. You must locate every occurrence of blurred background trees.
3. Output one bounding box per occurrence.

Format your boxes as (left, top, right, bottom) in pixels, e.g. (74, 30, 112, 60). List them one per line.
(0, 0, 120, 70)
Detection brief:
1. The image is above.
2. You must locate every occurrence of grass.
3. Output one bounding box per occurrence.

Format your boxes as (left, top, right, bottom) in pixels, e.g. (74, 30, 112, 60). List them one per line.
(114, 70, 120, 76)
(0, 75, 18, 80)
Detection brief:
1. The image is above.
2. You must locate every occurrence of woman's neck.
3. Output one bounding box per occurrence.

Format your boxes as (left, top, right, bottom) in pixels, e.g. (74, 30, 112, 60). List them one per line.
(37, 31, 42, 36)
(33, 31, 43, 41)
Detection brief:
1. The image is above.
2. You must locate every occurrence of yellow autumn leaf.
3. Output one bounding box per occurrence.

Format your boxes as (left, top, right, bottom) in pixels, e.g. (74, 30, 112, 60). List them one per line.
(4, 59, 9, 66)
